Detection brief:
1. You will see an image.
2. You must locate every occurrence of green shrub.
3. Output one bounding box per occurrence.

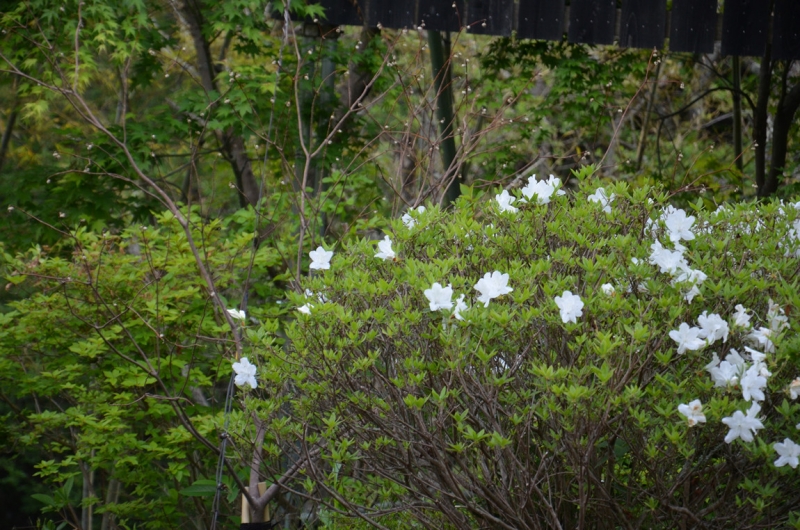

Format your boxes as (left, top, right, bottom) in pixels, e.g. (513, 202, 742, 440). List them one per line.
(249, 173, 800, 528)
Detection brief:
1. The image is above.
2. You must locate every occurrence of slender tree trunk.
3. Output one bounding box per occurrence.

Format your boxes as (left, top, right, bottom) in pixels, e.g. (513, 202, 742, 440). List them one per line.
(176, 0, 261, 207)
(754, 47, 772, 196)
(0, 74, 19, 174)
(764, 68, 800, 196)
(428, 30, 460, 206)
(732, 56, 743, 174)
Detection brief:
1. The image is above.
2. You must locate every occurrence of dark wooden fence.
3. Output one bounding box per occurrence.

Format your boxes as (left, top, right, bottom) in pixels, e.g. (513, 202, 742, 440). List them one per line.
(307, 0, 800, 59)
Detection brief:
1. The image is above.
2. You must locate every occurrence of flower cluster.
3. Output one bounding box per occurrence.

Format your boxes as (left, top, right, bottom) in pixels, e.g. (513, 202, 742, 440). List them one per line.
(675, 300, 798, 467)
(494, 174, 566, 213)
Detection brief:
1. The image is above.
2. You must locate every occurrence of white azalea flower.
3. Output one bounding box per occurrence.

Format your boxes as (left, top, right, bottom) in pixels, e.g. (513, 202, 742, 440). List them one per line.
(495, 190, 518, 213)
(374, 235, 396, 261)
(747, 327, 775, 353)
(424, 282, 454, 312)
(697, 311, 729, 344)
(767, 299, 790, 333)
(662, 207, 696, 242)
(789, 377, 800, 400)
(741, 365, 767, 402)
(678, 399, 706, 427)
(452, 294, 469, 321)
(601, 283, 615, 295)
(648, 241, 688, 275)
(227, 308, 246, 322)
(309, 246, 333, 270)
(232, 357, 258, 389)
(732, 304, 752, 328)
(554, 290, 584, 324)
(520, 174, 565, 205)
(588, 187, 615, 213)
(669, 323, 706, 354)
(722, 402, 764, 443)
(474, 271, 513, 307)
(774, 438, 800, 468)
(297, 303, 313, 315)
(401, 205, 426, 229)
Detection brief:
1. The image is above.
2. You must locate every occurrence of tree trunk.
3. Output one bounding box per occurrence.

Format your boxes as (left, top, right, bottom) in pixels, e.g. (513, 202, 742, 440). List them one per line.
(754, 47, 772, 196)
(764, 70, 800, 196)
(176, 0, 261, 208)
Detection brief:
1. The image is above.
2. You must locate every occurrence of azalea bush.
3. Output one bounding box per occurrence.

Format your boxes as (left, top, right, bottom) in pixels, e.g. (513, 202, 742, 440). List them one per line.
(238, 171, 800, 528)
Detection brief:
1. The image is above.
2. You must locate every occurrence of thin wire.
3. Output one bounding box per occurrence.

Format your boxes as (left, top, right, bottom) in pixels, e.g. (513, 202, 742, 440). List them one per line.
(210, 373, 236, 530)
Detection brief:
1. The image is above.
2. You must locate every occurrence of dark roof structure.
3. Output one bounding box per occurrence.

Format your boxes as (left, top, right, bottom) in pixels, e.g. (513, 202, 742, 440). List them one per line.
(310, 0, 800, 59)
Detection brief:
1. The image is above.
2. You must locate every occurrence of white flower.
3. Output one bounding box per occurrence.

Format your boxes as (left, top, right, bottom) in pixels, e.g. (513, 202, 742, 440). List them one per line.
(601, 283, 615, 296)
(304, 289, 328, 303)
(401, 205, 426, 229)
(774, 438, 800, 468)
(520, 174, 565, 205)
(684, 285, 701, 303)
(740, 365, 767, 402)
(232, 357, 258, 389)
(452, 294, 468, 321)
(554, 290, 584, 324)
(424, 282, 453, 312)
(662, 207, 696, 242)
(705, 351, 744, 388)
(474, 271, 513, 307)
(669, 323, 706, 354)
(697, 311, 729, 344)
(495, 190, 518, 213)
(743, 346, 771, 377)
(374, 235, 396, 260)
(309, 246, 333, 270)
(678, 399, 706, 426)
(732, 304, 752, 328)
(227, 308, 246, 322)
(767, 299, 790, 333)
(747, 327, 775, 353)
(588, 187, 615, 213)
(648, 241, 688, 275)
(297, 303, 313, 315)
(789, 378, 800, 400)
(722, 402, 764, 443)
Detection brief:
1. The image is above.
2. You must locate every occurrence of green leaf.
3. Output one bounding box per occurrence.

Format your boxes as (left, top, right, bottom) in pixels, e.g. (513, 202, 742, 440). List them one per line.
(179, 479, 218, 497)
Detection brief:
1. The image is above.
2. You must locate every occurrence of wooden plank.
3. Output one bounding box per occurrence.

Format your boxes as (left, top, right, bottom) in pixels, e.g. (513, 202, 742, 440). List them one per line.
(721, 0, 770, 57)
(619, 0, 666, 49)
(466, 0, 514, 36)
(668, 0, 715, 54)
(418, 0, 465, 31)
(568, 0, 616, 45)
(517, 0, 565, 41)
(367, 0, 417, 29)
(773, 0, 800, 60)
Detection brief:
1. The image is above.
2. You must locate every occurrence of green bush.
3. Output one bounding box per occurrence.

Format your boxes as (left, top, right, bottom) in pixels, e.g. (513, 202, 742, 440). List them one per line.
(249, 173, 800, 528)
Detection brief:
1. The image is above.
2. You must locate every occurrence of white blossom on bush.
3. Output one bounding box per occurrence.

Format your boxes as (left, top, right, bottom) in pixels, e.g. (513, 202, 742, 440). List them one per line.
(309, 246, 333, 270)
(453, 294, 469, 321)
(588, 187, 615, 213)
(740, 365, 768, 402)
(732, 304, 752, 328)
(669, 323, 706, 354)
(297, 303, 313, 315)
(554, 291, 584, 324)
(474, 271, 513, 307)
(227, 308, 246, 321)
(722, 402, 764, 443)
(374, 235, 396, 260)
(649, 241, 688, 275)
(789, 377, 800, 400)
(774, 438, 800, 468)
(768, 299, 790, 333)
(495, 190, 518, 213)
(678, 399, 706, 426)
(747, 327, 775, 353)
(697, 311, 729, 344)
(662, 207, 696, 243)
(520, 174, 565, 205)
(424, 282, 454, 311)
(402, 206, 426, 229)
(601, 283, 615, 295)
(232, 357, 258, 389)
